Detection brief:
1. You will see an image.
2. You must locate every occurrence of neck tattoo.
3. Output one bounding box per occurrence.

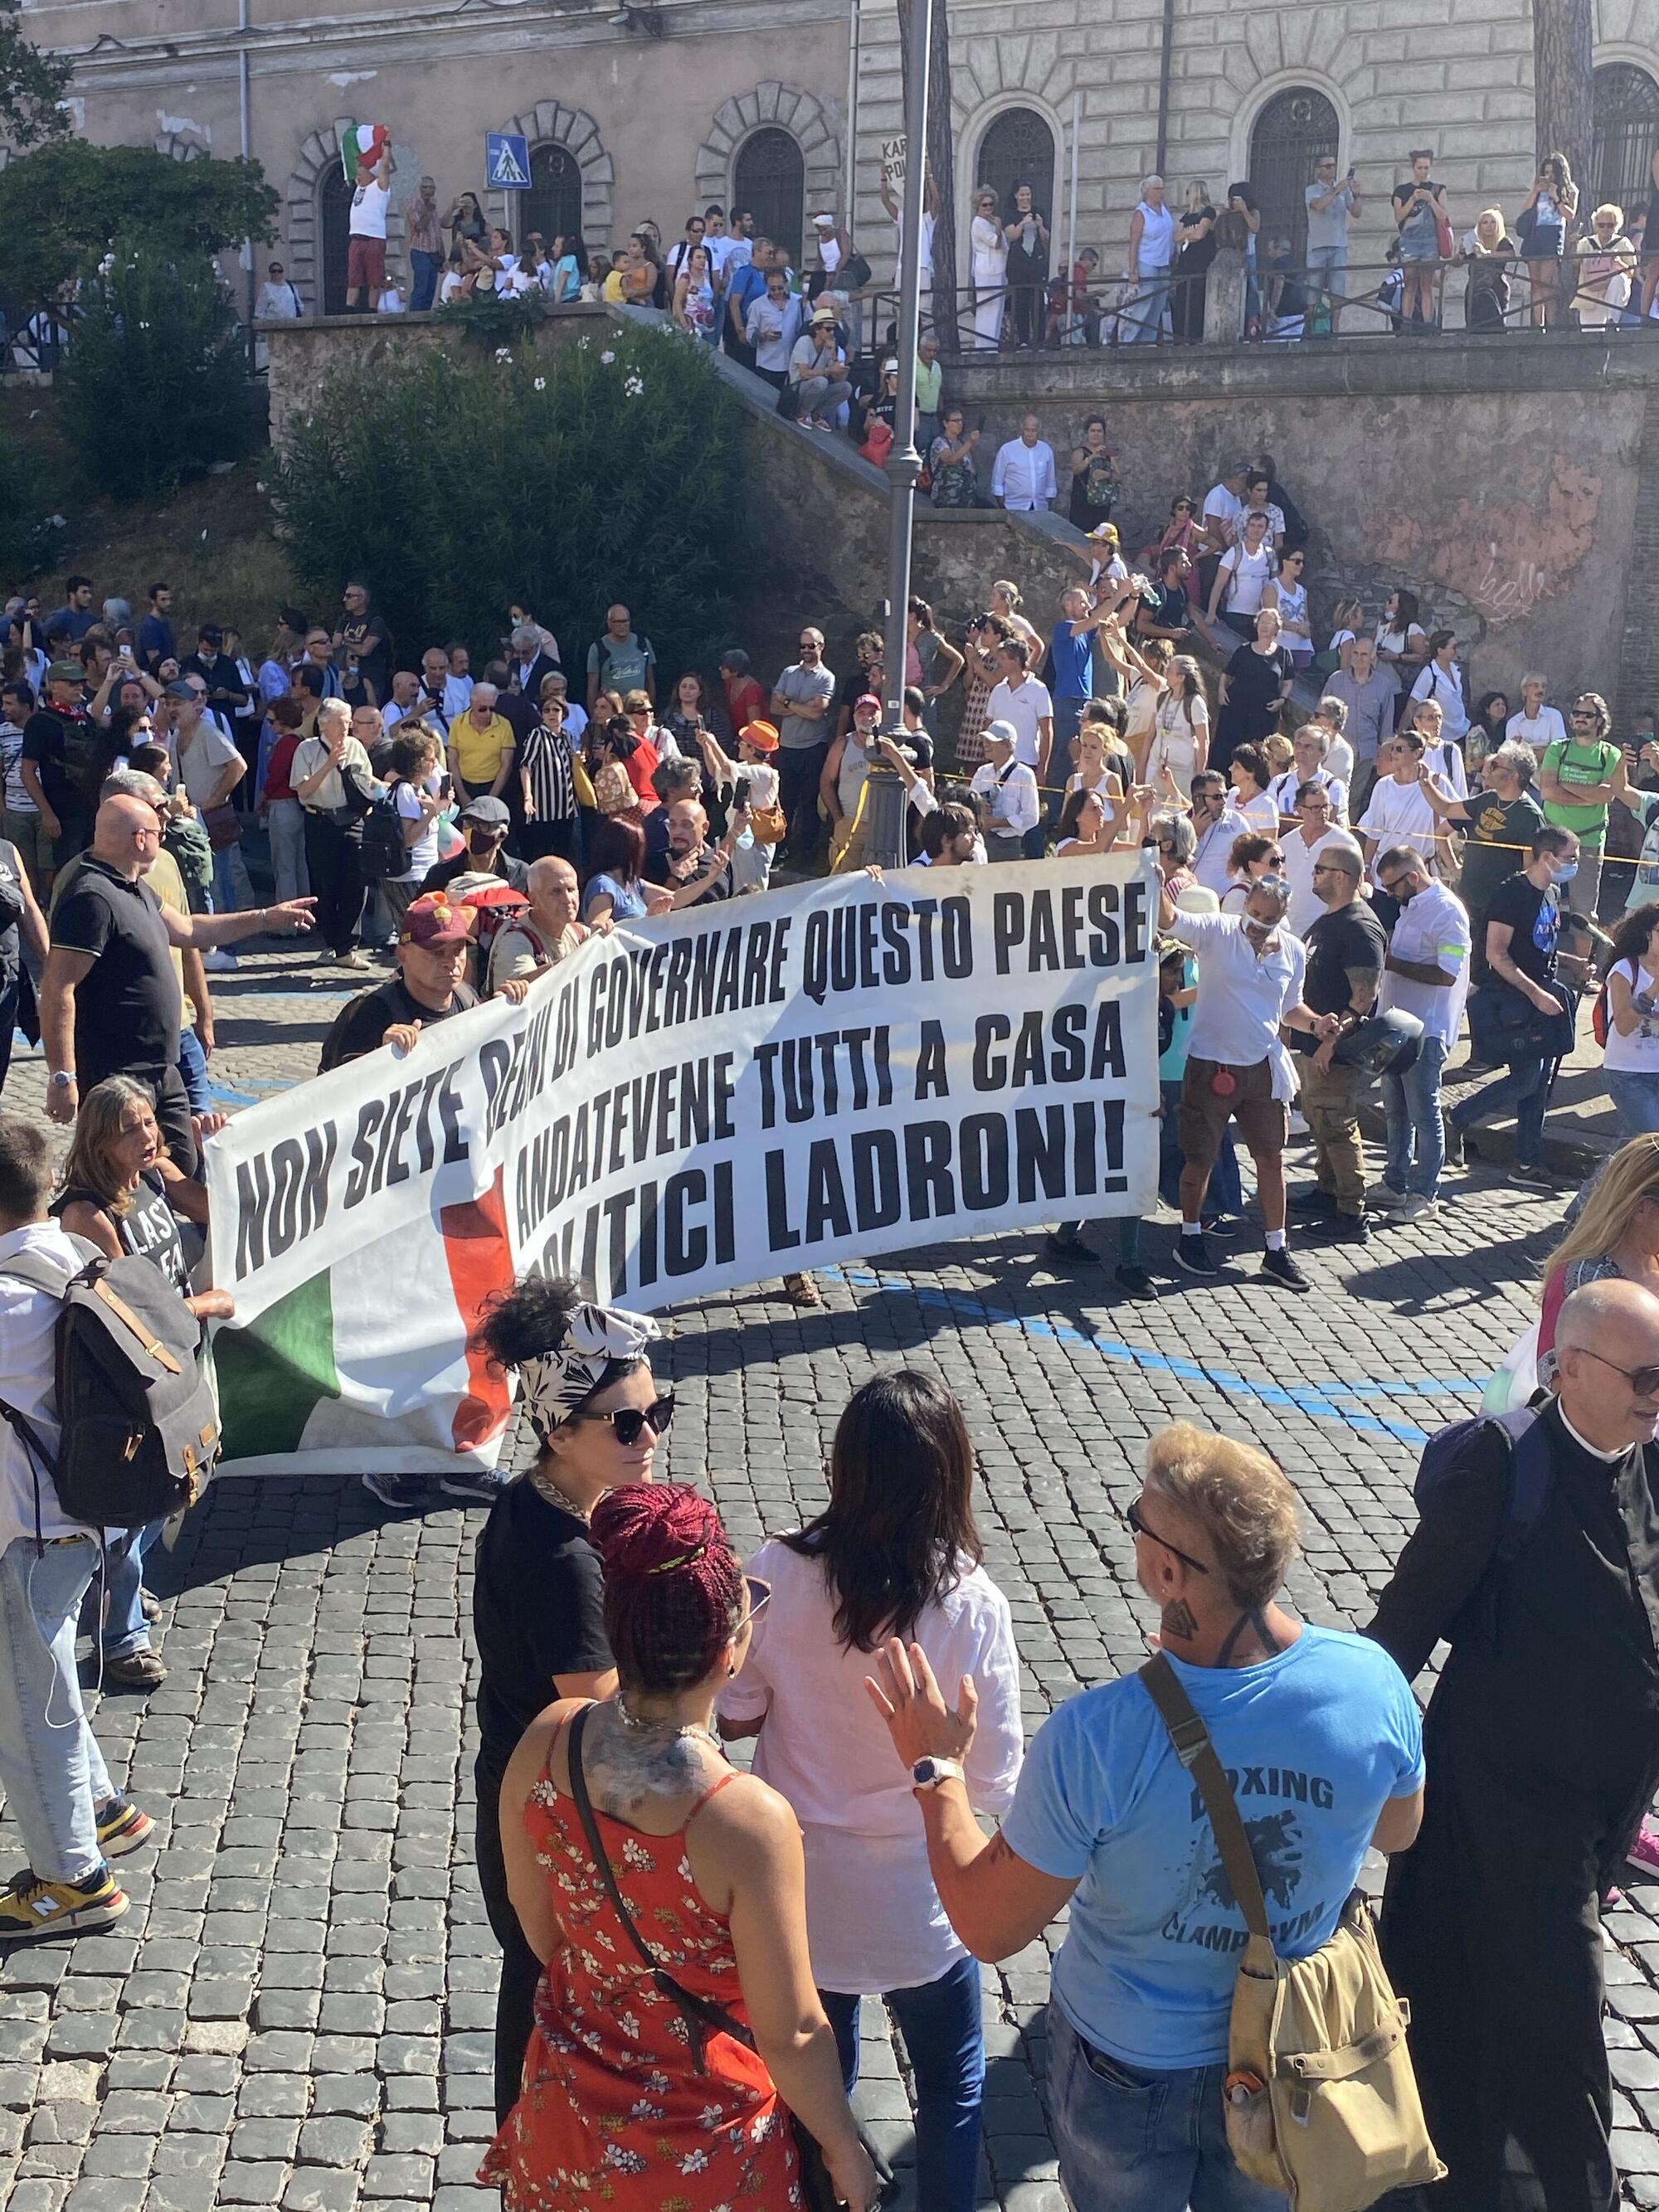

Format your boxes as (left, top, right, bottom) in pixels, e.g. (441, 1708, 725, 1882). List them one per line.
(1160, 1597, 1199, 1643)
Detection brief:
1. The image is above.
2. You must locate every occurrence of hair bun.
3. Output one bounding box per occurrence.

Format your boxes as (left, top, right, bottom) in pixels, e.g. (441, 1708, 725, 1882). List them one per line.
(591, 1483, 724, 1581)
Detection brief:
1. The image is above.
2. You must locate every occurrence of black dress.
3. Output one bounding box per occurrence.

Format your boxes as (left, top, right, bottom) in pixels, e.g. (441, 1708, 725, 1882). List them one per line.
(1006, 210, 1050, 347)
(1369, 1403, 1659, 2212)
(1170, 208, 1219, 343)
(1212, 642, 1292, 773)
(473, 1478, 612, 2126)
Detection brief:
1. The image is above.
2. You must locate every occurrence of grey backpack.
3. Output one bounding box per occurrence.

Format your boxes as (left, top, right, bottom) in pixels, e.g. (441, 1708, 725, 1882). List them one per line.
(0, 1242, 218, 1536)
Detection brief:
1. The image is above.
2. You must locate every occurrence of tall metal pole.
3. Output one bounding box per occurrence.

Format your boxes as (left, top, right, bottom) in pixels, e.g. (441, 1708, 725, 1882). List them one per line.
(868, 0, 932, 869)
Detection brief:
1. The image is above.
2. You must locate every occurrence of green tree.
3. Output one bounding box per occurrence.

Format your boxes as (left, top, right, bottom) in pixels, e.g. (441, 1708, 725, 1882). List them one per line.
(0, 0, 71, 153)
(0, 435, 66, 585)
(0, 141, 276, 314)
(57, 241, 255, 498)
(273, 321, 758, 682)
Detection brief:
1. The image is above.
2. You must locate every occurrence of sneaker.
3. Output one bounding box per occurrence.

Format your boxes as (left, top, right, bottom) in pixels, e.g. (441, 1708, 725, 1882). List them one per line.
(1112, 1263, 1155, 1299)
(1441, 1119, 1466, 1168)
(0, 1866, 128, 1945)
(1311, 1211, 1370, 1244)
(1288, 1188, 1338, 1217)
(95, 1800, 155, 1860)
(1627, 1821, 1659, 1879)
(335, 950, 370, 970)
(439, 1468, 509, 1506)
(1369, 1185, 1408, 1213)
(1400, 1194, 1440, 1221)
(1287, 1109, 1310, 1138)
(1046, 1231, 1092, 1260)
(1201, 1213, 1239, 1239)
(201, 947, 238, 974)
(1174, 1233, 1219, 1277)
(1511, 1160, 1558, 1189)
(103, 1650, 167, 1689)
(360, 1470, 435, 1511)
(1259, 1248, 1311, 1291)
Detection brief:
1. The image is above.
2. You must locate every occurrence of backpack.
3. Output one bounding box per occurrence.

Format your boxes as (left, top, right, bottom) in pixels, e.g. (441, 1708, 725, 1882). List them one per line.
(1141, 1655, 1445, 2211)
(163, 814, 214, 904)
(1413, 1400, 1554, 1575)
(358, 784, 411, 884)
(0, 1242, 218, 1534)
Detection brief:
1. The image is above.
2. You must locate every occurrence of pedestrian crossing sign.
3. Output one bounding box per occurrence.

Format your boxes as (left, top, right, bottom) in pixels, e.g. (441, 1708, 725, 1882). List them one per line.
(486, 133, 532, 189)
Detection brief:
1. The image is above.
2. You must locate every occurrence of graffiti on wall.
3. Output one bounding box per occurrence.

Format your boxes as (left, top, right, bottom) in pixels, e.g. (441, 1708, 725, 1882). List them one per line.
(1360, 453, 1601, 628)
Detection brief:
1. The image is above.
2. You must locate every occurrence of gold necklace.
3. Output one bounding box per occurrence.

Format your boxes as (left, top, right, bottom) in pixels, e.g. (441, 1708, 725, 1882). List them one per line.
(530, 1465, 591, 1522)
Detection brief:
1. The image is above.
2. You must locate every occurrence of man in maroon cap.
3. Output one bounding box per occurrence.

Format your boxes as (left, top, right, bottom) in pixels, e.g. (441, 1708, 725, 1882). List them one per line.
(318, 891, 528, 1072)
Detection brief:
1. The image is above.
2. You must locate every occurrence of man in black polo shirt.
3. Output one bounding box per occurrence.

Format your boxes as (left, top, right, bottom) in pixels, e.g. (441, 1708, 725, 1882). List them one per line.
(1288, 840, 1386, 1243)
(319, 890, 528, 1072)
(41, 795, 314, 1171)
(21, 660, 97, 882)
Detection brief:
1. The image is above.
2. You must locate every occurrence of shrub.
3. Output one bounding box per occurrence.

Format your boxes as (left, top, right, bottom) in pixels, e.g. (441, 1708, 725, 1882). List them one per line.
(57, 241, 255, 500)
(0, 435, 66, 585)
(273, 318, 757, 678)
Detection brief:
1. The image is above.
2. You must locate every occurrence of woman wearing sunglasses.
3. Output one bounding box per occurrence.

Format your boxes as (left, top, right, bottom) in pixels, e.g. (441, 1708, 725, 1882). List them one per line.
(1218, 831, 1286, 914)
(469, 1278, 674, 2127)
(717, 1372, 1024, 2212)
(484, 1481, 883, 2212)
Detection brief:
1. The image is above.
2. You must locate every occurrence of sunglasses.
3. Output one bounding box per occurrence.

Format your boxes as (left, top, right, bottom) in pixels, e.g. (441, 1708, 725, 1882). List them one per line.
(1127, 1499, 1209, 1575)
(1572, 1349, 1659, 1398)
(568, 1393, 676, 1445)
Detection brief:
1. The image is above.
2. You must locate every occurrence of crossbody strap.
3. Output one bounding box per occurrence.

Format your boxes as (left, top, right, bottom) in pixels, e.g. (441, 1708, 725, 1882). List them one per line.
(1139, 1654, 1272, 1943)
(566, 1704, 755, 2067)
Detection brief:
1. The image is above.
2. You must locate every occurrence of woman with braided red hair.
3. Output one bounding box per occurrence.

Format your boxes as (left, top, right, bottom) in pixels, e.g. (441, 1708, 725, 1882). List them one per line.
(484, 1482, 883, 2212)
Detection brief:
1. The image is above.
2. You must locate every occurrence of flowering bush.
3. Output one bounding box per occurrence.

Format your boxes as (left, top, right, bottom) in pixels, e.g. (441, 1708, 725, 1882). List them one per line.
(275, 318, 757, 674)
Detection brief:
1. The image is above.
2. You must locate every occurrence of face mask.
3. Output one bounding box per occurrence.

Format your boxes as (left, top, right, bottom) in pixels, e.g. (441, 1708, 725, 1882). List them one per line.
(1554, 862, 1579, 887)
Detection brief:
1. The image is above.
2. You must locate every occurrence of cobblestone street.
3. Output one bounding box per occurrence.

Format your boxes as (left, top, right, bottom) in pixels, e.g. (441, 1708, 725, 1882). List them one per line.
(3, 946, 1658, 2210)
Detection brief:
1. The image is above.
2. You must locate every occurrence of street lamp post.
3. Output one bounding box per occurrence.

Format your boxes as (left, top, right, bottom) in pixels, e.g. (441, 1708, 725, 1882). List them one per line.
(864, 0, 934, 869)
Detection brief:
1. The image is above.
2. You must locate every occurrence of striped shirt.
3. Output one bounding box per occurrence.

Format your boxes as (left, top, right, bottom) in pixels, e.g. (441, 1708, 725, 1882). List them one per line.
(519, 722, 577, 822)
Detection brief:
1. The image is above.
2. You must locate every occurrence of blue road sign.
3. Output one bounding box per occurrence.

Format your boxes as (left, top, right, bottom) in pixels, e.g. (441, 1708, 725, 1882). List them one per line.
(486, 133, 532, 190)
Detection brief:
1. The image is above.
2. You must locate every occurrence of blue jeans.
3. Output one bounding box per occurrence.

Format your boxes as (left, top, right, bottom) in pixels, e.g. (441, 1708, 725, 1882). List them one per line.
(1604, 1067, 1659, 1141)
(1158, 1077, 1243, 1217)
(0, 1535, 116, 1882)
(1450, 1053, 1552, 1167)
(819, 1955, 985, 2212)
(1304, 242, 1348, 316)
(1047, 2005, 1286, 2212)
(410, 249, 440, 312)
(1128, 267, 1170, 343)
(177, 1023, 211, 1113)
(103, 1521, 163, 1660)
(1382, 1033, 1449, 1198)
(210, 839, 255, 916)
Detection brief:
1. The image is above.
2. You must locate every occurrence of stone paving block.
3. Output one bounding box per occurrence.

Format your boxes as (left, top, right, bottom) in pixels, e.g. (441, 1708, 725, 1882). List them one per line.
(219, 2160, 294, 2203)
(146, 2176, 221, 2212)
(283, 2172, 362, 2212)
(363, 2154, 435, 2198)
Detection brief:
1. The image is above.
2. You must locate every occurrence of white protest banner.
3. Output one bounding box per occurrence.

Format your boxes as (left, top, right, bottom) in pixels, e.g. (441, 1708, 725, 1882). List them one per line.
(205, 858, 1158, 1476)
(881, 134, 907, 188)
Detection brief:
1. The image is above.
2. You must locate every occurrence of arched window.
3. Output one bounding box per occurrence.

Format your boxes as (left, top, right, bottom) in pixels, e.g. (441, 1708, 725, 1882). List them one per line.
(524, 143, 582, 256)
(975, 107, 1057, 226)
(1248, 87, 1340, 260)
(319, 165, 355, 316)
(734, 128, 805, 263)
(1592, 64, 1659, 223)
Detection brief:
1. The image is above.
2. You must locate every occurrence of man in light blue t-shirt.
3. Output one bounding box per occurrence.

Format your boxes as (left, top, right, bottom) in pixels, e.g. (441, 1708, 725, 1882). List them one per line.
(868, 1419, 1423, 2212)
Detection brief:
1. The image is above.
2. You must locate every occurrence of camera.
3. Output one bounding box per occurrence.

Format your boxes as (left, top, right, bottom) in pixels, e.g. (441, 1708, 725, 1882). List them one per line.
(733, 775, 752, 811)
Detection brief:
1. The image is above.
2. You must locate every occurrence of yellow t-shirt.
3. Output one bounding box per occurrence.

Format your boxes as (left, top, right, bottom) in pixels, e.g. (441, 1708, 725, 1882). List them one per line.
(450, 713, 514, 790)
(601, 270, 627, 304)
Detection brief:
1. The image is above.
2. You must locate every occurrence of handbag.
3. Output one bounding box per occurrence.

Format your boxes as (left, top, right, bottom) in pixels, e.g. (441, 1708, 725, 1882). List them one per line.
(1467, 978, 1575, 1065)
(747, 801, 788, 846)
(566, 1706, 899, 2212)
(1331, 1006, 1424, 1077)
(198, 800, 243, 853)
(1434, 207, 1454, 260)
(1140, 1657, 1444, 2212)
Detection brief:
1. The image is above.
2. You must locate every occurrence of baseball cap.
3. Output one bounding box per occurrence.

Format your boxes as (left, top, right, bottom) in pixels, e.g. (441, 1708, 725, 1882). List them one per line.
(812, 211, 836, 228)
(399, 893, 472, 948)
(46, 659, 84, 684)
(1087, 522, 1119, 543)
(983, 719, 1019, 749)
(458, 795, 510, 829)
(739, 720, 779, 753)
(163, 679, 198, 700)
(854, 693, 882, 715)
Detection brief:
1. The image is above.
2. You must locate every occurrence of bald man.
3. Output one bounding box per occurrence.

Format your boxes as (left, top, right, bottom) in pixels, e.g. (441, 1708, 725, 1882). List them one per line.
(41, 796, 314, 1169)
(1369, 1276, 1659, 2212)
(485, 855, 604, 994)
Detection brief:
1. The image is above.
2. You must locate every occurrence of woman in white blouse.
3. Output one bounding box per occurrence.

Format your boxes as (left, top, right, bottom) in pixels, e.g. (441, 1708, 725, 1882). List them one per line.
(1408, 627, 1470, 746)
(1374, 586, 1429, 695)
(1262, 547, 1314, 665)
(1146, 654, 1210, 793)
(971, 187, 1009, 350)
(1205, 508, 1276, 639)
(719, 1371, 1023, 2212)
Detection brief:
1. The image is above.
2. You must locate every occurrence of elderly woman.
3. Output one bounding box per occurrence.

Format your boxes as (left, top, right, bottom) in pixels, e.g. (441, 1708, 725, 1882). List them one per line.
(1151, 808, 1199, 902)
(929, 408, 982, 510)
(1574, 202, 1638, 327)
(1126, 173, 1176, 342)
(1459, 207, 1518, 330)
(970, 186, 1008, 350)
(1213, 607, 1294, 774)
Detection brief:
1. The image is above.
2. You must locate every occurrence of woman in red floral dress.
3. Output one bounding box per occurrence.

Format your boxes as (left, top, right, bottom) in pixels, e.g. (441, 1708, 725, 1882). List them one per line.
(483, 1483, 881, 2212)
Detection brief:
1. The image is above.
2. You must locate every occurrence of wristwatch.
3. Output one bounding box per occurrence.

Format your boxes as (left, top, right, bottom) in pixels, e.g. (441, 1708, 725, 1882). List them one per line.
(912, 1757, 966, 1791)
(48, 1070, 75, 1091)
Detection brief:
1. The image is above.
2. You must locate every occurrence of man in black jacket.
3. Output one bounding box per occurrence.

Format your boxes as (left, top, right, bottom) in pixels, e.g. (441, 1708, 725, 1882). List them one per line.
(1369, 1276, 1659, 2212)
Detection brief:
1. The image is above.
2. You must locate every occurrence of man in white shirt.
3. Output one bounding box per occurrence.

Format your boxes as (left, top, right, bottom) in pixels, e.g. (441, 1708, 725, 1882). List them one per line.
(1372, 845, 1471, 1218)
(745, 270, 804, 391)
(1268, 725, 1347, 825)
(985, 641, 1054, 782)
(1357, 730, 1453, 884)
(990, 416, 1058, 512)
(1160, 873, 1335, 1289)
(380, 670, 424, 732)
(1199, 463, 1250, 553)
(1283, 785, 1363, 938)
(345, 141, 393, 314)
(1506, 671, 1568, 753)
(970, 721, 1041, 861)
(1188, 770, 1252, 896)
(0, 1116, 156, 1943)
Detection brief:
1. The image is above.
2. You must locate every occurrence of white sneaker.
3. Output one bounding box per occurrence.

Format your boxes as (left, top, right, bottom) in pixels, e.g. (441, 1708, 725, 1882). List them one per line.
(335, 950, 369, 970)
(1287, 1110, 1310, 1137)
(202, 948, 238, 973)
(1400, 1194, 1440, 1220)
(1369, 1185, 1408, 1212)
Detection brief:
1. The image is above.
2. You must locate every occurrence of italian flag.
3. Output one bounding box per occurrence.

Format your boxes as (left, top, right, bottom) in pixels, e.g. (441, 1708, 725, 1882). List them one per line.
(341, 123, 388, 181)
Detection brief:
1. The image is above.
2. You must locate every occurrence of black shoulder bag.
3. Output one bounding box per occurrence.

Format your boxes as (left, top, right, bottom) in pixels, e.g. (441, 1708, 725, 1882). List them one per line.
(566, 1704, 898, 2212)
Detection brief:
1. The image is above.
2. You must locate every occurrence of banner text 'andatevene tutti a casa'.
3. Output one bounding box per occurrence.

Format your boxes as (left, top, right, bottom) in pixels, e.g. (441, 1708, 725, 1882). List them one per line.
(204, 857, 1160, 1475)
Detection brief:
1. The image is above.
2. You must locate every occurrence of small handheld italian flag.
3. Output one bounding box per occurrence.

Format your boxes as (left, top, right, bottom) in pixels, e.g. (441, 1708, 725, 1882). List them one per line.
(342, 123, 388, 181)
